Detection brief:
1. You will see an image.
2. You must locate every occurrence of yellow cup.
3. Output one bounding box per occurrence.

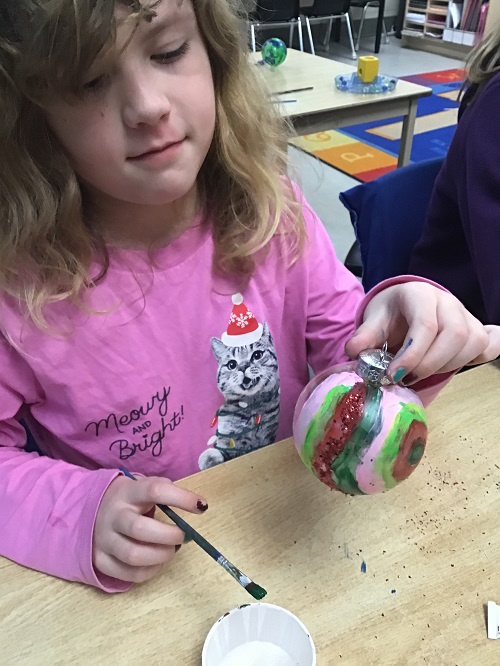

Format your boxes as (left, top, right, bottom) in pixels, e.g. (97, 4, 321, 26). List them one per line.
(357, 56, 379, 83)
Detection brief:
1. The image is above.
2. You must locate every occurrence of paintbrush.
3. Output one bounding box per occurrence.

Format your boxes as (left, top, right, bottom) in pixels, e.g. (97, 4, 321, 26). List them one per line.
(119, 467, 267, 600)
(276, 86, 313, 95)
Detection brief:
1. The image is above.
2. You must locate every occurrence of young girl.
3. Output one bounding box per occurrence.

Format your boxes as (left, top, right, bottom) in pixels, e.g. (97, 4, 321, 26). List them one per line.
(410, 25, 500, 325)
(0, 0, 497, 594)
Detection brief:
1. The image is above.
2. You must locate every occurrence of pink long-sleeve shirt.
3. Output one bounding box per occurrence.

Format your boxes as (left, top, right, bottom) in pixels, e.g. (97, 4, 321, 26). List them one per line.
(0, 191, 446, 592)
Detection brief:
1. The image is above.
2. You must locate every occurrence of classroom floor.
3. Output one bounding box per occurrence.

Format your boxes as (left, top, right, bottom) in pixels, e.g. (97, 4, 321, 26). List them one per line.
(290, 35, 464, 263)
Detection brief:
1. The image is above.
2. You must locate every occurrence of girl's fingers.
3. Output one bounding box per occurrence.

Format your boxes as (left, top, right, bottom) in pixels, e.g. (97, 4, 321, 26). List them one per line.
(347, 283, 439, 364)
(345, 292, 396, 359)
(429, 320, 489, 375)
(390, 312, 489, 384)
(115, 510, 186, 547)
(93, 551, 166, 584)
(385, 316, 440, 383)
(108, 532, 179, 568)
(122, 476, 208, 515)
(345, 318, 389, 360)
(347, 282, 495, 385)
(387, 306, 465, 382)
(467, 325, 500, 365)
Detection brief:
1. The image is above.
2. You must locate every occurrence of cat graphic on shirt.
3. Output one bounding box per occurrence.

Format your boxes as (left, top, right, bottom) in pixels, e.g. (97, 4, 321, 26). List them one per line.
(198, 295, 280, 471)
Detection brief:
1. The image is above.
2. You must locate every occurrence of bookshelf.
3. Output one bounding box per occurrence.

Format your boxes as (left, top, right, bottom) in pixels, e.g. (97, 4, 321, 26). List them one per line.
(402, 0, 496, 58)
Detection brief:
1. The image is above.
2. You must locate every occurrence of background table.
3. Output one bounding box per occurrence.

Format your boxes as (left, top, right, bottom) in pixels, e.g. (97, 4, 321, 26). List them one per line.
(3, 362, 500, 664)
(255, 48, 431, 167)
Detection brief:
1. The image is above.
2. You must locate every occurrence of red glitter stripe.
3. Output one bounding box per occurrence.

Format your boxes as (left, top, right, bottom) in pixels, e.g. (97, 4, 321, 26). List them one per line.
(312, 383, 366, 490)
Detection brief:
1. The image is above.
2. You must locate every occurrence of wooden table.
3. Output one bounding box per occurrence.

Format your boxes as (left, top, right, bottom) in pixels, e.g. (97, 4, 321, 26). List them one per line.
(254, 49, 432, 167)
(3, 362, 500, 665)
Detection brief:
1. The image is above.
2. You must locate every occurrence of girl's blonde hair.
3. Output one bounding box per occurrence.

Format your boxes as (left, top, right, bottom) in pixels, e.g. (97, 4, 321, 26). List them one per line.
(0, 0, 304, 326)
(466, 22, 500, 89)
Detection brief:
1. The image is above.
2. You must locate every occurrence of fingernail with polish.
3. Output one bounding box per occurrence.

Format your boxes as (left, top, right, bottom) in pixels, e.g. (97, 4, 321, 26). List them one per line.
(197, 500, 208, 512)
(392, 367, 407, 383)
(402, 372, 418, 386)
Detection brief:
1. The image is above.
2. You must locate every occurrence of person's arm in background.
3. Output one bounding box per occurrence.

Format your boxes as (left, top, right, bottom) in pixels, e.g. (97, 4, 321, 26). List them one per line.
(459, 76, 500, 324)
(411, 74, 500, 326)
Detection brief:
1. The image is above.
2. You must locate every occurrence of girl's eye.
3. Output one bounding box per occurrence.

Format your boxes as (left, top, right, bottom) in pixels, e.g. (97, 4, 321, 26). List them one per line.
(152, 41, 190, 64)
(82, 75, 107, 94)
(81, 41, 190, 94)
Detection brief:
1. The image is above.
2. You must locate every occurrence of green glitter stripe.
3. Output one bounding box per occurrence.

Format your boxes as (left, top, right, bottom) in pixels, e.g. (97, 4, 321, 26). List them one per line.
(301, 384, 351, 471)
(374, 402, 427, 490)
(330, 384, 383, 495)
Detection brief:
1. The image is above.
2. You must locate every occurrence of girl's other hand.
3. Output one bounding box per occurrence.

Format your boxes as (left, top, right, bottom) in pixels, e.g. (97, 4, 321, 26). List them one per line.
(93, 475, 207, 583)
(345, 282, 500, 385)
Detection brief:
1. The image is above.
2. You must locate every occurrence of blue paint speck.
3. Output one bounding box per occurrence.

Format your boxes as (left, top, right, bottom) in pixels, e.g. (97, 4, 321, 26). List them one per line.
(361, 560, 367, 574)
(391, 589, 396, 594)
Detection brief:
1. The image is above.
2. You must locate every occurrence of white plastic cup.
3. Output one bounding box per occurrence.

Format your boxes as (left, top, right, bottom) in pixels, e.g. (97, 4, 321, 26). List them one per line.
(202, 602, 316, 666)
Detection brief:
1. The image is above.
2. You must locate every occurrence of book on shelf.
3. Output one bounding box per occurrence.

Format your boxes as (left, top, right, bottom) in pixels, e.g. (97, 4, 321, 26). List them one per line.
(407, 11, 425, 23)
(475, 2, 489, 42)
(404, 0, 490, 46)
(457, 0, 488, 32)
(443, 0, 489, 45)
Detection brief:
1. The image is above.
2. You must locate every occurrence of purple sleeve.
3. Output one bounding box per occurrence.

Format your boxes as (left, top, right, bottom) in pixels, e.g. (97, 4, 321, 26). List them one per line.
(459, 79, 500, 323)
(0, 337, 131, 592)
(411, 74, 500, 325)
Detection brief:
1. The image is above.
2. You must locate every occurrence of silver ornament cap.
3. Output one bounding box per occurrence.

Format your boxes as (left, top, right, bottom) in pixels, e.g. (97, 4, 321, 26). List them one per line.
(356, 343, 394, 386)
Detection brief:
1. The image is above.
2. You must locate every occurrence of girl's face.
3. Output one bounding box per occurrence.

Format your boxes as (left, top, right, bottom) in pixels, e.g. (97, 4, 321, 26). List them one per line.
(45, 0, 216, 214)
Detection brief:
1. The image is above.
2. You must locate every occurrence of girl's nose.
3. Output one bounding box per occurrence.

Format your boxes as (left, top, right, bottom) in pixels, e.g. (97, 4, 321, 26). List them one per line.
(120, 65, 171, 128)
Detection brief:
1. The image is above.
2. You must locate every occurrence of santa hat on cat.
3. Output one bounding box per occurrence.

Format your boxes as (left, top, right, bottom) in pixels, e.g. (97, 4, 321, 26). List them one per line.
(221, 293, 263, 347)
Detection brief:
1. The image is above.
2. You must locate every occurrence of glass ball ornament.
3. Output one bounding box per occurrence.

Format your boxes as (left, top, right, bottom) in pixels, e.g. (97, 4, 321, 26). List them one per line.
(261, 38, 287, 67)
(293, 347, 428, 495)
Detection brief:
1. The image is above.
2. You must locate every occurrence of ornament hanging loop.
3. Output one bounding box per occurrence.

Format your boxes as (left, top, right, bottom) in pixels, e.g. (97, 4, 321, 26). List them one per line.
(357, 342, 394, 386)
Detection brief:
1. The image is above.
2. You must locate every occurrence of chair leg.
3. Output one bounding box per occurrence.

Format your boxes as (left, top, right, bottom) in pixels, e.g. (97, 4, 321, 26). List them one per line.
(305, 16, 314, 55)
(344, 239, 363, 279)
(324, 17, 333, 46)
(251, 24, 256, 52)
(289, 22, 294, 47)
(355, 4, 368, 50)
(297, 16, 304, 53)
(344, 13, 357, 60)
(357, 2, 390, 49)
(368, 0, 390, 44)
(383, 18, 390, 43)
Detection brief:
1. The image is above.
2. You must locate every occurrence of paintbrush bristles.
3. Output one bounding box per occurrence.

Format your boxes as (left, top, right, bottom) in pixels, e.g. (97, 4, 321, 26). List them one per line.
(245, 582, 267, 600)
(218, 560, 267, 600)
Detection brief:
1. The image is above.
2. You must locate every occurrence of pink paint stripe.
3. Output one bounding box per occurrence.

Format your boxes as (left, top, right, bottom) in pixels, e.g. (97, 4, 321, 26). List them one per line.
(355, 385, 419, 493)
